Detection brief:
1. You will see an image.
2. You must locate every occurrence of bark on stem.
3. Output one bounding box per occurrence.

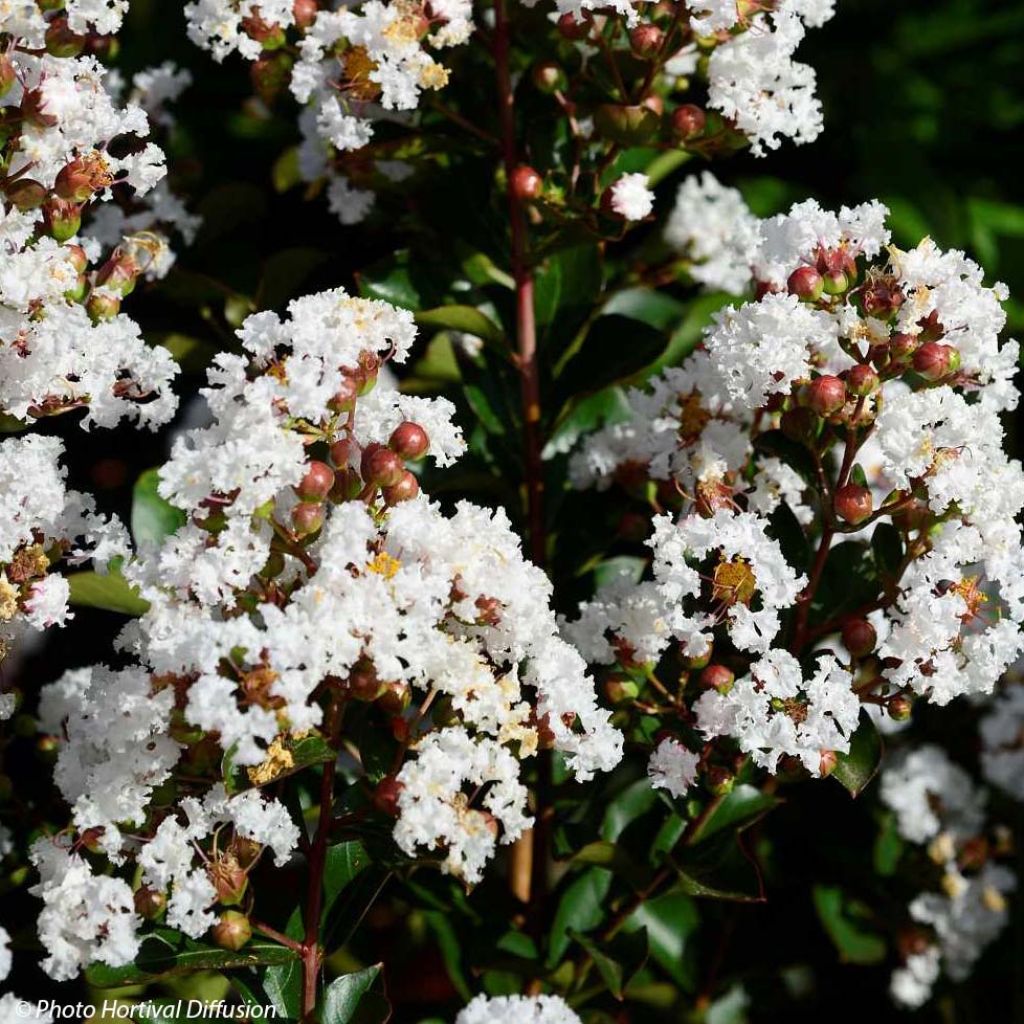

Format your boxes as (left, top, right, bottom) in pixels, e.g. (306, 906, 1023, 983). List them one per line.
(493, 0, 546, 907)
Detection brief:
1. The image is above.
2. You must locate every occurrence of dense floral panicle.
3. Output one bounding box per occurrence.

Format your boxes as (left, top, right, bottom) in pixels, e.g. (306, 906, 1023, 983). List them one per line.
(980, 683, 1024, 799)
(456, 993, 582, 1024)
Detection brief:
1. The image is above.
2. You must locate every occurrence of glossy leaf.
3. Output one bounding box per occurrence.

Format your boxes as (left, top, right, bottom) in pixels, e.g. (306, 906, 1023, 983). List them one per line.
(67, 570, 149, 616)
(131, 468, 186, 547)
(624, 891, 699, 991)
(832, 711, 883, 797)
(415, 305, 506, 350)
(323, 964, 384, 1024)
(813, 885, 887, 964)
(547, 867, 613, 966)
(322, 841, 372, 923)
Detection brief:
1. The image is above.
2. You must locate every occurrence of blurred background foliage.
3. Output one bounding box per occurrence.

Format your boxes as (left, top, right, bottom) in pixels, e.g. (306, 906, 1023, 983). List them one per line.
(4, 0, 1023, 1019)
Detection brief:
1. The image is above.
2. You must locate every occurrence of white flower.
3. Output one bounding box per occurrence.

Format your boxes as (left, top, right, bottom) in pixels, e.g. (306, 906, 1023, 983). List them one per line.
(648, 738, 700, 798)
(455, 993, 582, 1024)
(609, 173, 654, 221)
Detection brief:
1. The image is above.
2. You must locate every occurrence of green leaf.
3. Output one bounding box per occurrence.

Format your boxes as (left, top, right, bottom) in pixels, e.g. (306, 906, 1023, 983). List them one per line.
(357, 250, 448, 311)
(85, 929, 297, 987)
(602, 779, 660, 842)
(570, 926, 649, 1000)
(812, 885, 887, 965)
(547, 867, 613, 966)
(603, 288, 687, 331)
(871, 522, 904, 578)
(571, 840, 650, 890)
(415, 305, 506, 350)
(686, 785, 780, 846)
(67, 571, 149, 616)
(624, 892, 698, 991)
(873, 813, 905, 877)
(534, 244, 603, 345)
(555, 314, 667, 404)
(322, 841, 371, 924)
(655, 292, 735, 371)
(132, 468, 186, 548)
(423, 910, 473, 1002)
(670, 860, 766, 903)
(257, 247, 330, 311)
(323, 964, 383, 1024)
(832, 711, 883, 797)
(225, 732, 335, 793)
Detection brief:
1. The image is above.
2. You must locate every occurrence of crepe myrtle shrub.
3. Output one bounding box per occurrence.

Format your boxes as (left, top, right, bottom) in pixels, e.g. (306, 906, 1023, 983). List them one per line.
(0, 0, 1021, 1021)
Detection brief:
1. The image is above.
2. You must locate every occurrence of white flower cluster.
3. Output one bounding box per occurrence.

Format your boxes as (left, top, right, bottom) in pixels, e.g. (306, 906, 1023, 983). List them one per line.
(693, 0, 836, 155)
(881, 747, 1016, 1008)
(455, 993, 582, 1024)
(572, 194, 1022, 727)
(0, 435, 128, 645)
(980, 683, 1024, 800)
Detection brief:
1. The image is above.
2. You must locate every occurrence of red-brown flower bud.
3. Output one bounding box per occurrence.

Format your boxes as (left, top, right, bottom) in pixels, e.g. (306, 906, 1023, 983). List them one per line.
(806, 375, 846, 417)
(329, 437, 355, 467)
(207, 853, 248, 905)
(388, 420, 430, 460)
(822, 269, 848, 295)
(888, 332, 919, 362)
(556, 11, 589, 39)
(291, 501, 324, 536)
(531, 60, 566, 94)
(670, 104, 706, 140)
(787, 265, 824, 302)
(629, 24, 664, 58)
(348, 660, 383, 701)
(818, 750, 838, 777)
(292, 0, 319, 29)
(361, 443, 405, 487)
(133, 886, 167, 920)
(594, 103, 660, 145)
(327, 375, 359, 413)
(295, 460, 335, 501)
(42, 197, 81, 242)
(700, 664, 735, 694)
(55, 152, 113, 203)
(378, 680, 411, 715)
(211, 910, 252, 951)
(888, 695, 913, 721)
(509, 165, 543, 201)
(6, 178, 47, 211)
(834, 484, 873, 526)
(45, 15, 86, 57)
(847, 364, 879, 397)
(913, 342, 960, 381)
(841, 617, 877, 657)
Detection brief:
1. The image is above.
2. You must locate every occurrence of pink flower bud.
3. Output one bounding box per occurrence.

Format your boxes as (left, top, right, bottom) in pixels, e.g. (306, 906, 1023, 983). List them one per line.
(822, 269, 848, 295)
(818, 750, 838, 777)
(509, 165, 543, 201)
(888, 332, 919, 362)
(361, 444, 405, 487)
(291, 502, 324, 536)
(45, 16, 86, 57)
(787, 266, 824, 301)
(55, 153, 113, 203)
(806, 375, 847, 416)
(295, 460, 335, 501)
(834, 484, 873, 525)
(293, 0, 318, 29)
(372, 776, 404, 816)
(42, 197, 81, 242)
(383, 471, 420, 505)
(133, 886, 166, 921)
(888, 695, 913, 721)
(211, 911, 252, 951)
(671, 104, 706, 140)
(388, 421, 430, 459)
(629, 24, 664, 58)
(700, 664, 735, 694)
(913, 342, 960, 381)
(557, 12, 589, 39)
(531, 61, 566, 94)
(841, 617, 877, 657)
(846, 364, 879, 396)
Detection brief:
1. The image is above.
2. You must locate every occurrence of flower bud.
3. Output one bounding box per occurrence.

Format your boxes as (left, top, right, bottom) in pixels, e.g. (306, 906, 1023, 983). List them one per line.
(888, 695, 913, 721)
(230, 835, 263, 868)
(846, 364, 879, 397)
(293, 0, 319, 29)
(295, 460, 335, 501)
(20, 88, 57, 128)
(372, 776, 403, 816)
(629, 24, 664, 58)
(329, 468, 362, 504)
(65, 243, 89, 274)
(787, 265, 824, 302)
(670, 104, 706, 140)
(6, 179, 47, 211)
(683, 642, 713, 671)
(913, 342, 960, 382)
(604, 676, 639, 705)
(818, 750, 838, 777)
(241, 12, 286, 49)
(329, 437, 355, 468)
(700, 664, 734, 694)
(327, 375, 359, 413)
(821, 270, 848, 295)
(531, 60, 566, 93)
(780, 406, 821, 446)
(509, 165, 543, 201)
(291, 501, 324, 536)
(557, 11, 589, 39)
(594, 103, 660, 145)
(134, 886, 167, 920)
(45, 16, 86, 57)
(888, 332, 918, 362)
(834, 484, 873, 526)
(42, 197, 81, 242)
(805, 375, 846, 417)
(841, 617, 877, 657)
(211, 910, 252, 951)
(86, 290, 121, 322)
(207, 854, 248, 905)
(251, 52, 294, 104)
(361, 443, 405, 488)
(388, 420, 430, 460)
